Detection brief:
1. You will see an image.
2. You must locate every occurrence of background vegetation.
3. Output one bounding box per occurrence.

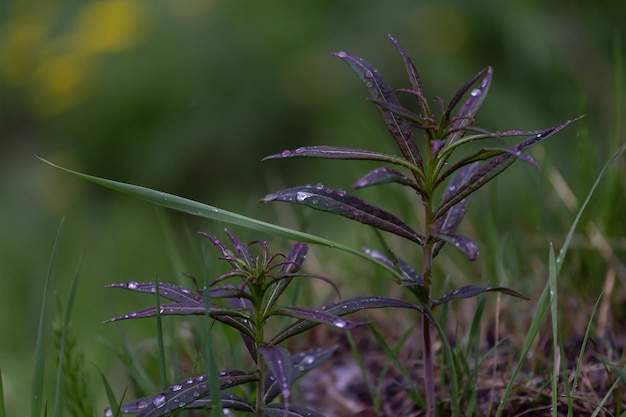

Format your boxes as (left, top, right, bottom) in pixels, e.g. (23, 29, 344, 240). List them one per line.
(1, 0, 624, 415)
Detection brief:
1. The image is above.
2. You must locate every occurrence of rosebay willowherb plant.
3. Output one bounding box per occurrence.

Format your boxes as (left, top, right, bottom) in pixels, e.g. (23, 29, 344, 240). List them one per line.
(103, 229, 421, 417)
(260, 35, 582, 415)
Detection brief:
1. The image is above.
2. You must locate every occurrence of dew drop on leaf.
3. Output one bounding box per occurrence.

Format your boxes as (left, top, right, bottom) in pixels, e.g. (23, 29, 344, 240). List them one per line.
(295, 147, 306, 154)
(127, 280, 138, 289)
(470, 88, 481, 97)
(334, 319, 348, 328)
(281, 150, 292, 157)
(315, 183, 324, 190)
(171, 384, 182, 392)
(297, 191, 313, 202)
(337, 189, 347, 197)
(153, 394, 167, 408)
(303, 355, 315, 365)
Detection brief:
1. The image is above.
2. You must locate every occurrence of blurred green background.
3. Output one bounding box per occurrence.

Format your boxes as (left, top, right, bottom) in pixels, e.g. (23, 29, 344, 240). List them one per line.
(1, 0, 624, 415)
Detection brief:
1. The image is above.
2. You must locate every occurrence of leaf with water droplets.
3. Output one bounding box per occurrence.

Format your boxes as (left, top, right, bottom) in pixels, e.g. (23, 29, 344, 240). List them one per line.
(432, 285, 529, 307)
(445, 67, 492, 145)
(264, 346, 337, 403)
(262, 403, 326, 417)
(352, 166, 420, 191)
(432, 233, 478, 261)
(263, 146, 418, 171)
(278, 242, 308, 276)
(272, 297, 421, 344)
(225, 229, 255, 269)
(106, 281, 204, 303)
(434, 117, 583, 221)
(271, 306, 359, 333)
(261, 185, 424, 245)
(332, 50, 422, 166)
(258, 345, 294, 404)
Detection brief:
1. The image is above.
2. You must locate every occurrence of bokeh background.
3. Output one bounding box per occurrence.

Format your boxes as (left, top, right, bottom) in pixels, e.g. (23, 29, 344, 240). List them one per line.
(1, 0, 624, 415)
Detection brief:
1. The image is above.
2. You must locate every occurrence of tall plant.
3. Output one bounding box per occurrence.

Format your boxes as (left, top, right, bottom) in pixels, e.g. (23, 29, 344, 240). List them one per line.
(260, 35, 580, 415)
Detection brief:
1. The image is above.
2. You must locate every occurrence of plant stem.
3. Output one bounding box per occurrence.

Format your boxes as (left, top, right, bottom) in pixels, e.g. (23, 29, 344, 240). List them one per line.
(422, 200, 436, 417)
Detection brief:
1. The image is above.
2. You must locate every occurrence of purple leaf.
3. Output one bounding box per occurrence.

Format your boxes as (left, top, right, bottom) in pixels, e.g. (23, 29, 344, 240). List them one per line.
(272, 296, 421, 344)
(352, 166, 420, 191)
(388, 34, 431, 121)
(277, 242, 308, 277)
(264, 347, 337, 403)
(445, 67, 492, 146)
(263, 145, 417, 170)
(435, 117, 583, 221)
(197, 232, 242, 270)
(225, 229, 254, 269)
(433, 162, 479, 257)
(258, 345, 294, 401)
(432, 285, 530, 307)
(262, 404, 326, 417)
(106, 281, 204, 303)
(332, 50, 422, 166)
(432, 233, 479, 261)
(261, 185, 424, 245)
(271, 306, 360, 331)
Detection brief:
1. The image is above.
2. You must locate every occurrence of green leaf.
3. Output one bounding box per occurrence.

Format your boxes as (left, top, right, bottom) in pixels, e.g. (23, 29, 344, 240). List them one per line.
(37, 157, 404, 282)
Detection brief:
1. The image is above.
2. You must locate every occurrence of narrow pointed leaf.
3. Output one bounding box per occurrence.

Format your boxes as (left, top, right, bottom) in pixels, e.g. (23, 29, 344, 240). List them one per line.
(106, 281, 204, 303)
(271, 306, 360, 331)
(272, 296, 421, 344)
(264, 347, 337, 403)
(261, 185, 424, 245)
(332, 50, 422, 166)
(186, 394, 255, 412)
(368, 98, 435, 130)
(434, 162, 479, 240)
(262, 404, 326, 417)
(277, 242, 308, 277)
(225, 229, 255, 269)
(258, 345, 294, 402)
(434, 117, 582, 221)
(388, 34, 431, 120)
(445, 67, 491, 139)
(432, 233, 479, 260)
(197, 233, 240, 269)
(352, 166, 419, 191)
(37, 157, 406, 283)
(432, 285, 530, 307)
(263, 145, 418, 171)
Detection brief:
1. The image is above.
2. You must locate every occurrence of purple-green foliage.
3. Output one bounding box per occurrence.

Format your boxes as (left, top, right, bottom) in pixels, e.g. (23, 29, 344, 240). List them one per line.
(261, 35, 581, 415)
(104, 230, 420, 417)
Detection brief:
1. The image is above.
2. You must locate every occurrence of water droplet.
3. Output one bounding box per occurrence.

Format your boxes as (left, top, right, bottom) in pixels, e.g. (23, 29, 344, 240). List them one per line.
(470, 88, 481, 97)
(127, 280, 138, 289)
(334, 319, 348, 328)
(193, 391, 201, 398)
(324, 188, 333, 194)
(186, 378, 194, 384)
(153, 394, 167, 408)
(195, 375, 205, 382)
(104, 409, 113, 417)
(295, 147, 306, 154)
(315, 183, 324, 190)
(281, 150, 292, 157)
(337, 189, 347, 197)
(129, 312, 137, 318)
(178, 402, 186, 408)
(181, 288, 190, 294)
(302, 355, 315, 365)
(159, 306, 165, 314)
(536, 133, 543, 138)
(448, 185, 456, 192)
(364, 70, 374, 79)
(296, 191, 314, 202)
(171, 384, 182, 392)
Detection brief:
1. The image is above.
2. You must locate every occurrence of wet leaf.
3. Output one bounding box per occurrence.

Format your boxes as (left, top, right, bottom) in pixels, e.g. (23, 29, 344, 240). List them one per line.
(272, 306, 360, 331)
(263, 145, 418, 171)
(106, 281, 204, 303)
(277, 242, 308, 277)
(435, 117, 583, 221)
(445, 67, 492, 146)
(121, 372, 257, 417)
(197, 233, 243, 270)
(432, 233, 479, 261)
(332, 50, 422, 166)
(264, 347, 337, 403)
(388, 34, 431, 121)
(261, 185, 424, 245)
(258, 345, 294, 401)
(432, 285, 530, 307)
(352, 166, 419, 191)
(225, 229, 255, 269)
(272, 297, 421, 344)
(262, 403, 326, 417)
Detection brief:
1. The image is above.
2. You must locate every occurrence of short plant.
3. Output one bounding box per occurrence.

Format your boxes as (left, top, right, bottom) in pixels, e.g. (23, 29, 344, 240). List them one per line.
(260, 35, 581, 415)
(103, 229, 420, 416)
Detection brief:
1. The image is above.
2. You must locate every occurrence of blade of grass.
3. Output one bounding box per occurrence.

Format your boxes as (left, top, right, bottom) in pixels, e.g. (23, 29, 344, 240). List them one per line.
(154, 278, 168, 390)
(549, 244, 559, 417)
(0, 369, 5, 417)
(53, 266, 82, 417)
(496, 138, 626, 416)
(37, 157, 403, 283)
(32, 217, 65, 417)
(99, 368, 128, 417)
